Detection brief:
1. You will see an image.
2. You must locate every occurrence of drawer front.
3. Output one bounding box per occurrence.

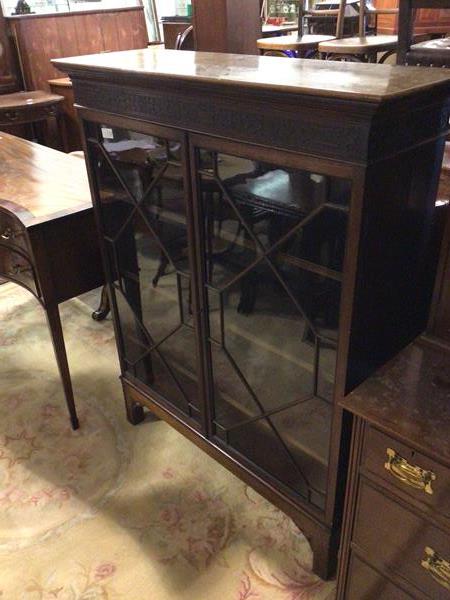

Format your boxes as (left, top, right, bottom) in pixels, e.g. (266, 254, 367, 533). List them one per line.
(362, 425, 450, 521)
(0, 210, 30, 255)
(0, 245, 39, 297)
(0, 102, 61, 127)
(353, 480, 450, 599)
(346, 553, 413, 600)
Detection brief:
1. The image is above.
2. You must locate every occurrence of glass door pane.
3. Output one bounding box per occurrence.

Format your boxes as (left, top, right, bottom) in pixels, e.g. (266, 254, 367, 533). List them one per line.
(195, 147, 351, 510)
(85, 122, 201, 424)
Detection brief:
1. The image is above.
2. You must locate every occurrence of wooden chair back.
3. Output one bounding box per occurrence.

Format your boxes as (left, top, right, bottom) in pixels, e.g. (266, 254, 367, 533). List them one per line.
(334, 0, 367, 40)
(175, 25, 195, 51)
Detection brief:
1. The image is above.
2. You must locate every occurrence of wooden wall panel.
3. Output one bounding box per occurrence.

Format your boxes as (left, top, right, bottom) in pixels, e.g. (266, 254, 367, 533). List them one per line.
(132, 8, 148, 48)
(76, 13, 105, 55)
(375, 0, 399, 33)
(375, 0, 450, 34)
(414, 7, 450, 32)
(101, 13, 121, 52)
(7, 7, 148, 91)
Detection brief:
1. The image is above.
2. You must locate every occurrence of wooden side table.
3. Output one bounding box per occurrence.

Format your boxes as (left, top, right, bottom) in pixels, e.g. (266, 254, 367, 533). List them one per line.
(0, 90, 67, 151)
(0, 132, 104, 429)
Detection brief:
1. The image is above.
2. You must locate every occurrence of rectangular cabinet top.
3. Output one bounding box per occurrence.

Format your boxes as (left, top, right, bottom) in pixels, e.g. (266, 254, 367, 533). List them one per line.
(340, 341, 450, 469)
(53, 48, 450, 103)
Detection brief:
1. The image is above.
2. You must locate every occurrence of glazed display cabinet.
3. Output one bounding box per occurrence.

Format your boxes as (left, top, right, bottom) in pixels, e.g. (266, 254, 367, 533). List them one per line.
(55, 50, 450, 578)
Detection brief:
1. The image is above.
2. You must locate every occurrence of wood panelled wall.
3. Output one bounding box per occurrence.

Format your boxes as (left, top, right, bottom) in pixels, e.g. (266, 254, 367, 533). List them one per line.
(375, 0, 450, 33)
(7, 7, 148, 91)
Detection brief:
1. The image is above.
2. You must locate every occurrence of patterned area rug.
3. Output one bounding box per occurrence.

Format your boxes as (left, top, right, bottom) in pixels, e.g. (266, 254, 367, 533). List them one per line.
(0, 283, 336, 599)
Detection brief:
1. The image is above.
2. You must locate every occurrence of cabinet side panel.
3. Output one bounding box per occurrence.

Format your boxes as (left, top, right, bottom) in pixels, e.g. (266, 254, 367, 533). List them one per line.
(193, 0, 228, 52)
(346, 137, 445, 393)
(226, 0, 261, 55)
(429, 205, 450, 344)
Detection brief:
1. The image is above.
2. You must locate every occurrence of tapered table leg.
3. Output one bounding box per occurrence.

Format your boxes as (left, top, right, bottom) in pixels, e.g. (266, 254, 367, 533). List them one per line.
(44, 302, 79, 430)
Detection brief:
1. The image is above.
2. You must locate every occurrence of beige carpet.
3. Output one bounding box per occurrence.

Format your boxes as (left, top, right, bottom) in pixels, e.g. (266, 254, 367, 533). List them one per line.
(0, 282, 336, 599)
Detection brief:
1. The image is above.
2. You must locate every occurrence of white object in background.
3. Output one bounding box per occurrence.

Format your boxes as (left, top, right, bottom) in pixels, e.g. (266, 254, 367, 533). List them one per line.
(176, 0, 187, 16)
(155, 0, 176, 17)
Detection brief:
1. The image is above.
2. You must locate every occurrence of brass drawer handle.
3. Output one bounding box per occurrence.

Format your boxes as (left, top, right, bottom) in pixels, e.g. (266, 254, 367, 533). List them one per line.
(421, 547, 450, 591)
(384, 448, 436, 495)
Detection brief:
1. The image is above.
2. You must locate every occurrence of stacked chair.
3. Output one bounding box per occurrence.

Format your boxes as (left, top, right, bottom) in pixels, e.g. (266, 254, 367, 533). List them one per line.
(257, 1, 336, 57)
(318, 0, 399, 62)
(258, 0, 399, 62)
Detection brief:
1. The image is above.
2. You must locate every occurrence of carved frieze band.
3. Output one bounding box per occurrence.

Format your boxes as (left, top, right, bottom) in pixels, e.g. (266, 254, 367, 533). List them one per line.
(73, 79, 367, 162)
(72, 78, 449, 164)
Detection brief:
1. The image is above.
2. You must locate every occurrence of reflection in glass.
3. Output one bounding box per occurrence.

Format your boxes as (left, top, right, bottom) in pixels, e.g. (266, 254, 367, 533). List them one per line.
(87, 124, 199, 421)
(197, 149, 350, 509)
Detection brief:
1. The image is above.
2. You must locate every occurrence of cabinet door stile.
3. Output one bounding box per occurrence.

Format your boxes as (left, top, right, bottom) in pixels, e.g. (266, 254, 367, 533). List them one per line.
(81, 112, 204, 429)
(323, 167, 366, 523)
(80, 117, 131, 382)
(184, 133, 215, 437)
(188, 140, 219, 439)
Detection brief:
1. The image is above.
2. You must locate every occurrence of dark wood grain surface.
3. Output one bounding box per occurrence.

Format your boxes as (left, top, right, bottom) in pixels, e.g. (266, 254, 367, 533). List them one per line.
(0, 131, 91, 226)
(54, 47, 450, 102)
(340, 340, 450, 469)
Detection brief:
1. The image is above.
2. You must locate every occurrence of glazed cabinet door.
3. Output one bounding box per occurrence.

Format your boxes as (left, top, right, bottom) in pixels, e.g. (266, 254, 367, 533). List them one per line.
(83, 116, 203, 428)
(190, 136, 353, 512)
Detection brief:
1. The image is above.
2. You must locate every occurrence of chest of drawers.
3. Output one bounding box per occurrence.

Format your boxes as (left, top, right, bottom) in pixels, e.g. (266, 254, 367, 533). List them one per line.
(337, 341, 450, 598)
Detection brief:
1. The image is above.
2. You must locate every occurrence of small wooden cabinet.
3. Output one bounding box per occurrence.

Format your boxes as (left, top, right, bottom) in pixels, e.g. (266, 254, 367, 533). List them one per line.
(55, 49, 450, 579)
(337, 341, 450, 598)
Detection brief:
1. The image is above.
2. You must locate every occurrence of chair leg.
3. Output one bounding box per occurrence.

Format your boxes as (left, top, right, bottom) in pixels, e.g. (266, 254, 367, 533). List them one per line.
(152, 253, 170, 287)
(45, 302, 79, 430)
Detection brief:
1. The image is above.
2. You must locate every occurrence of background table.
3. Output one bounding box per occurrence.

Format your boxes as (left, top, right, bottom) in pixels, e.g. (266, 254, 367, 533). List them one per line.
(0, 132, 104, 428)
(0, 90, 67, 150)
